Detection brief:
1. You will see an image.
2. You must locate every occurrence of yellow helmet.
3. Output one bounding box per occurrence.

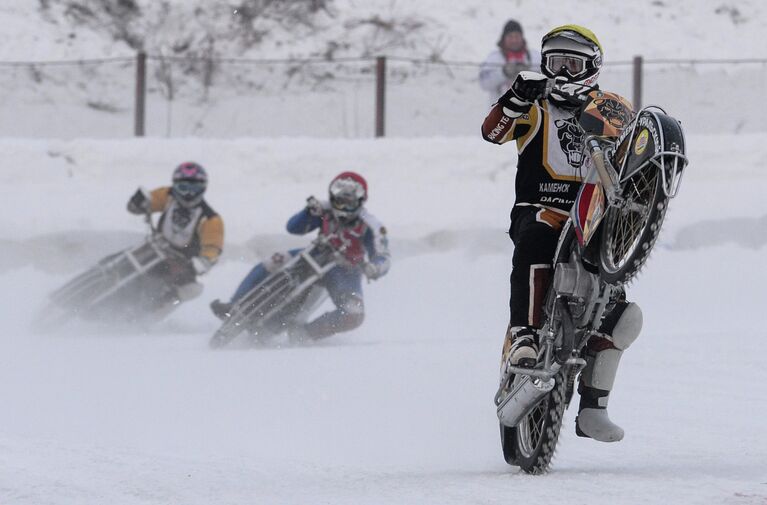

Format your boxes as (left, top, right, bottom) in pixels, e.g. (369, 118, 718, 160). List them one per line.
(543, 25, 603, 54)
(541, 25, 603, 87)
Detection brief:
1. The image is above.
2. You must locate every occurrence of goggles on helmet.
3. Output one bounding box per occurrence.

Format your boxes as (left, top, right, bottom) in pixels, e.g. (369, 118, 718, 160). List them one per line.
(543, 52, 601, 80)
(173, 180, 206, 199)
(330, 193, 361, 212)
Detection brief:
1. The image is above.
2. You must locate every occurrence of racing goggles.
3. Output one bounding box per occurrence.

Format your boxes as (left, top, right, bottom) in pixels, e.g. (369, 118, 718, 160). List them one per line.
(543, 52, 599, 80)
(173, 180, 206, 198)
(329, 178, 364, 212)
(330, 193, 361, 212)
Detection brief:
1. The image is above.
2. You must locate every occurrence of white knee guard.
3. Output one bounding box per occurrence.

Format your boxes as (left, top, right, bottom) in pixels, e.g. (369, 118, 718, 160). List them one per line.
(611, 302, 642, 351)
(176, 281, 203, 302)
(264, 251, 293, 273)
(339, 294, 364, 315)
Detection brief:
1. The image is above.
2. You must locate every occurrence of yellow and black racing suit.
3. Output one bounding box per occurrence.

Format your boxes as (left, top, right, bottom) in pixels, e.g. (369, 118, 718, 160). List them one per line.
(482, 98, 586, 329)
(131, 187, 224, 286)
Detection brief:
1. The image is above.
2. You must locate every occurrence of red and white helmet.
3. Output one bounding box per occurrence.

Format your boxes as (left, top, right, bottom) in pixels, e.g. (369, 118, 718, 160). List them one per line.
(328, 171, 367, 223)
(171, 161, 208, 208)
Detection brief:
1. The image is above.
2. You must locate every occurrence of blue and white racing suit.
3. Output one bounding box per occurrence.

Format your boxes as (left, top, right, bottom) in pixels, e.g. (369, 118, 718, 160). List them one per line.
(230, 204, 390, 338)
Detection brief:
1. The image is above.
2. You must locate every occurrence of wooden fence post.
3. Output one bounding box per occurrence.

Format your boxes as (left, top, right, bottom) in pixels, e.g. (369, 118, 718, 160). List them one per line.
(632, 55, 643, 110)
(134, 51, 146, 137)
(375, 56, 386, 138)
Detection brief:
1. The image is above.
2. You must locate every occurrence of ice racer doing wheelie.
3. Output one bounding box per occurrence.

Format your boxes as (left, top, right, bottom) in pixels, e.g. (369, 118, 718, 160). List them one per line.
(210, 171, 390, 342)
(482, 25, 642, 443)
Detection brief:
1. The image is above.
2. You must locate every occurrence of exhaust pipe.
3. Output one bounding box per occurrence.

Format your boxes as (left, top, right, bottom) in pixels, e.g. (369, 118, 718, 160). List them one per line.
(497, 375, 555, 427)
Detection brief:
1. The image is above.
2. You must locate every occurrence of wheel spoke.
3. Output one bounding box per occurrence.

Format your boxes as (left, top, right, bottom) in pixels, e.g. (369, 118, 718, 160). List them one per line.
(602, 167, 660, 274)
(509, 370, 568, 474)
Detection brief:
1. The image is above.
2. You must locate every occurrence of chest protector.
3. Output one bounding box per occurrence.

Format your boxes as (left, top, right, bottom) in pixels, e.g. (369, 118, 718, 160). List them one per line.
(544, 104, 585, 178)
(321, 215, 367, 265)
(513, 102, 585, 212)
(160, 199, 203, 251)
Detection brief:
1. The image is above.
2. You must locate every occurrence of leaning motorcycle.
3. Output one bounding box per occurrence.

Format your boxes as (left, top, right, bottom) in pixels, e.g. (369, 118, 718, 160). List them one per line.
(36, 215, 194, 329)
(495, 88, 688, 474)
(209, 235, 344, 349)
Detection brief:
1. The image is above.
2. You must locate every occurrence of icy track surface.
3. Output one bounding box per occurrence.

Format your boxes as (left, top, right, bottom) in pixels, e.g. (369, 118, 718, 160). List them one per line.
(1, 136, 766, 504)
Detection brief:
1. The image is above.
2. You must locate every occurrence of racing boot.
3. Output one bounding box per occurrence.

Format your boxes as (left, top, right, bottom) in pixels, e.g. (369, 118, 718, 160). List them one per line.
(210, 299, 233, 320)
(575, 301, 642, 442)
(500, 325, 539, 377)
(575, 350, 625, 442)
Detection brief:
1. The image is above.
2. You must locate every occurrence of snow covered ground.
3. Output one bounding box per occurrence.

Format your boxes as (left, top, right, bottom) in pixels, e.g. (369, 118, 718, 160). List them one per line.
(0, 134, 765, 504)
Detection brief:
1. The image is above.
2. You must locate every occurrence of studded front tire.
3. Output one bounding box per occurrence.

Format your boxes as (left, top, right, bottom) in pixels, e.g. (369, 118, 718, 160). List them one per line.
(599, 166, 668, 284)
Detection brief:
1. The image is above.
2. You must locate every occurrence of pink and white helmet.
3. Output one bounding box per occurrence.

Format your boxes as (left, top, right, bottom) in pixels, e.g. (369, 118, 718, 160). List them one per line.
(171, 162, 208, 207)
(328, 171, 367, 223)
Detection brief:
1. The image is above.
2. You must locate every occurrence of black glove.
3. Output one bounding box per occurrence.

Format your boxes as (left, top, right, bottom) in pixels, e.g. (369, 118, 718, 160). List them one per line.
(498, 71, 550, 114)
(306, 196, 324, 217)
(127, 188, 151, 215)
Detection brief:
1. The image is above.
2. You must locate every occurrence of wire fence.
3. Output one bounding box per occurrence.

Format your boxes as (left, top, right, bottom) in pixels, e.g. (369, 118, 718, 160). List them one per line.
(0, 54, 765, 138)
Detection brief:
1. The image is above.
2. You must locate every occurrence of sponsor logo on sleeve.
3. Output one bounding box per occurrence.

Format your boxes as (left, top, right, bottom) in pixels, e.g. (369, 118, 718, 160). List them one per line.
(487, 115, 511, 141)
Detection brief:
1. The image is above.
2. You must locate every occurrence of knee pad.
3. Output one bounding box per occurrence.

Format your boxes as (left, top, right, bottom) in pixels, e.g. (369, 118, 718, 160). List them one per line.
(611, 302, 642, 350)
(339, 294, 364, 316)
(341, 311, 365, 331)
(338, 295, 365, 331)
(176, 281, 203, 302)
(264, 251, 292, 273)
(600, 302, 642, 351)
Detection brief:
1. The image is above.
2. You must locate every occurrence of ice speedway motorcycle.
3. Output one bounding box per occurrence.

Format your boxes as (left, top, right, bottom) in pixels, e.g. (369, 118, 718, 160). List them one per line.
(495, 86, 688, 474)
(209, 235, 345, 349)
(37, 215, 198, 329)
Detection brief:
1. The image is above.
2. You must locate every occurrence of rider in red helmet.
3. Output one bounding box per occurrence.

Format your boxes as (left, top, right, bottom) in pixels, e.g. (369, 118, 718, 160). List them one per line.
(211, 172, 390, 340)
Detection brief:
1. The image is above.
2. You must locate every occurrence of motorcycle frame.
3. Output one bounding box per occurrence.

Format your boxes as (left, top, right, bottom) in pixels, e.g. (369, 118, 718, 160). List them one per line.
(89, 237, 172, 306)
(226, 237, 341, 335)
(49, 230, 180, 309)
(255, 245, 338, 324)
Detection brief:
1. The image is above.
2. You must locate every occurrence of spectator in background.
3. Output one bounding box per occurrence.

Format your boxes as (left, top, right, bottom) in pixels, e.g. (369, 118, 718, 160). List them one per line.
(479, 19, 541, 104)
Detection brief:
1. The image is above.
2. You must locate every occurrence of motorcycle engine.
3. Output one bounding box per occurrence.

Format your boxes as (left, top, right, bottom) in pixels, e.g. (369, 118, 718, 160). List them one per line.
(552, 258, 599, 326)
